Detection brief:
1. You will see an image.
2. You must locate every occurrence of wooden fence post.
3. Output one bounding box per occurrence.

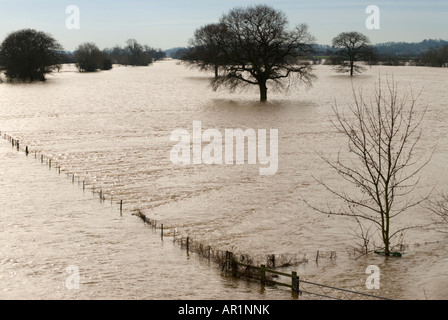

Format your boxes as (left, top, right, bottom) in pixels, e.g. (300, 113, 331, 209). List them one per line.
(260, 264, 266, 284)
(231, 259, 237, 276)
(292, 271, 298, 291)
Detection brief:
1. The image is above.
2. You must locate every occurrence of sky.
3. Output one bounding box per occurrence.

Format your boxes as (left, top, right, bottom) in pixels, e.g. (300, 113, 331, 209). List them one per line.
(0, 0, 447, 51)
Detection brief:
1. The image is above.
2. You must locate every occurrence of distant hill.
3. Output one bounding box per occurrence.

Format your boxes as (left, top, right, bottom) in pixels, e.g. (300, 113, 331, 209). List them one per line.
(165, 39, 448, 60)
(373, 39, 448, 57)
(317, 39, 448, 57)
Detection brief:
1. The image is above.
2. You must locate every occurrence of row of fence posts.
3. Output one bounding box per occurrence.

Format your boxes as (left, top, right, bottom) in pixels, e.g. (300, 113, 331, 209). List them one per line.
(3, 130, 383, 299)
(0, 131, 310, 297)
(1, 131, 124, 217)
(223, 251, 300, 297)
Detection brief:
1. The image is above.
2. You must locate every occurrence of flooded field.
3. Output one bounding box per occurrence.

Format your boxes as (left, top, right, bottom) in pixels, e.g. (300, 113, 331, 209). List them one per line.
(0, 60, 447, 299)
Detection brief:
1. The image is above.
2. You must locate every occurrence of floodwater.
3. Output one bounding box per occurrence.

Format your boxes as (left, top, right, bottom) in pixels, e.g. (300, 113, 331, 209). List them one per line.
(0, 60, 447, 299)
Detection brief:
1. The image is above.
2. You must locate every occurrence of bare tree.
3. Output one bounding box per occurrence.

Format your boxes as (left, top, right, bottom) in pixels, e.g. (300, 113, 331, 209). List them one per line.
(193, 5, 316, 102)
(425, 191, 448, 233)
(125, 39, 152, 66)
(331, 32, 377, 76)
(183, 23, 228, 78)
(347, 217, 377, 258)
(305, 76, 433, 256)
(74, 42, 102, 72)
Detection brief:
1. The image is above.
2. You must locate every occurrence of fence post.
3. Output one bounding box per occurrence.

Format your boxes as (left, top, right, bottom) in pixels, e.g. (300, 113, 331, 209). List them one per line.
(231, 256, 237, 277)
(292, 271, 298, 291)
(260, 264, 266, 284)
(224, 251, 229, 272)
(186, 236, 190, 252)
(161, 224, 163, 240)
(120, 200, 123, 215)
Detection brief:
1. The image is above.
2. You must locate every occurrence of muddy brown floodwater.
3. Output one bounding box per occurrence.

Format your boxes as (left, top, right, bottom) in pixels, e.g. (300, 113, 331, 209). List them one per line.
(0, 60, 447, 299)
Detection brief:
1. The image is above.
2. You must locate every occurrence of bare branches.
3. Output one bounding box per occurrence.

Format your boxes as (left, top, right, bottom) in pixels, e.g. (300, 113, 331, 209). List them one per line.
(185, 5, 316, 101)
(330, 31, 377, 76)
(306, 75, 433, 255)
(425, 191, 448, 233)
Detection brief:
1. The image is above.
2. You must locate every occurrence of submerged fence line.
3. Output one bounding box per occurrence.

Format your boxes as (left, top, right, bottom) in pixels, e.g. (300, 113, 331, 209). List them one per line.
(0, 130, 390, 300)
(0, 131, 125, 214)
(132, 208, 389, 300)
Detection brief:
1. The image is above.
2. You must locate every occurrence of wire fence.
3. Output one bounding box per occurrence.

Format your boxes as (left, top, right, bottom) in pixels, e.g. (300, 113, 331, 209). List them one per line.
(1, 131, 391, 300)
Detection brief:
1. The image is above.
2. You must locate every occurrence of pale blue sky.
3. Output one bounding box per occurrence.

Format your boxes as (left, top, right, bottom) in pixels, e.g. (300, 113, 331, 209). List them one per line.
(0, 0, 447, 51)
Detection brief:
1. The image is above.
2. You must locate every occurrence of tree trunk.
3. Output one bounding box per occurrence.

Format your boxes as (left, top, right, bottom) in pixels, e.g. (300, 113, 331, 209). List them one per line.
(350, 61, 354, 77)
(214, 64, 219, 78)
(259, 81, 268, 102)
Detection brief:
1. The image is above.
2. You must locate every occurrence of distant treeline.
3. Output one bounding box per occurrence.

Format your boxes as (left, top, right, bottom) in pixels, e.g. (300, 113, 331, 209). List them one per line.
(168, 39, 448, 67)
(63, 39, 166, 67)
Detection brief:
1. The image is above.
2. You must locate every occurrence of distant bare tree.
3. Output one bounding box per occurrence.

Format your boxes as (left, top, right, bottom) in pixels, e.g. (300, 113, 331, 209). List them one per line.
(74, 42, 102, 72)
(331, 32, 377, 76)
(183, 23, 227, 78)
(125, 39, 152, 66)
(305, 76, 433, 256)
(74, 42, 112, 72)
(421, 45, 448, 67)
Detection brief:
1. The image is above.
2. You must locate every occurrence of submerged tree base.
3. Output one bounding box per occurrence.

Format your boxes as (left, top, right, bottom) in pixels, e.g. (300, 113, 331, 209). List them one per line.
(374, 251, 402, 257)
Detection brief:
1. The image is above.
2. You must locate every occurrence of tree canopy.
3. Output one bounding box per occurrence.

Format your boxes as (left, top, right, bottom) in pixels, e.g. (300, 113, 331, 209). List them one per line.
(105, 39, 165, 66)
(330, 31, 377, 76)
(184, 5, 316, 101)
(420, 44, 448, 67)
(74, 42, 112, 72)
(0, 28, 63, 81)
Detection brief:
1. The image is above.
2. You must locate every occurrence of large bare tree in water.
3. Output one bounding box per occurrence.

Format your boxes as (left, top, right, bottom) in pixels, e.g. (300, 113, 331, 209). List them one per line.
(305, 77, 433, 256)
(186, 5, 316, 101)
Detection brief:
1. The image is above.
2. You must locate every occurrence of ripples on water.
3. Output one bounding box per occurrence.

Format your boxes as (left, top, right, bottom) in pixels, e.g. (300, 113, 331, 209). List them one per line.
(0, 61, 447, 299)
(0, 142, 293, 299)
